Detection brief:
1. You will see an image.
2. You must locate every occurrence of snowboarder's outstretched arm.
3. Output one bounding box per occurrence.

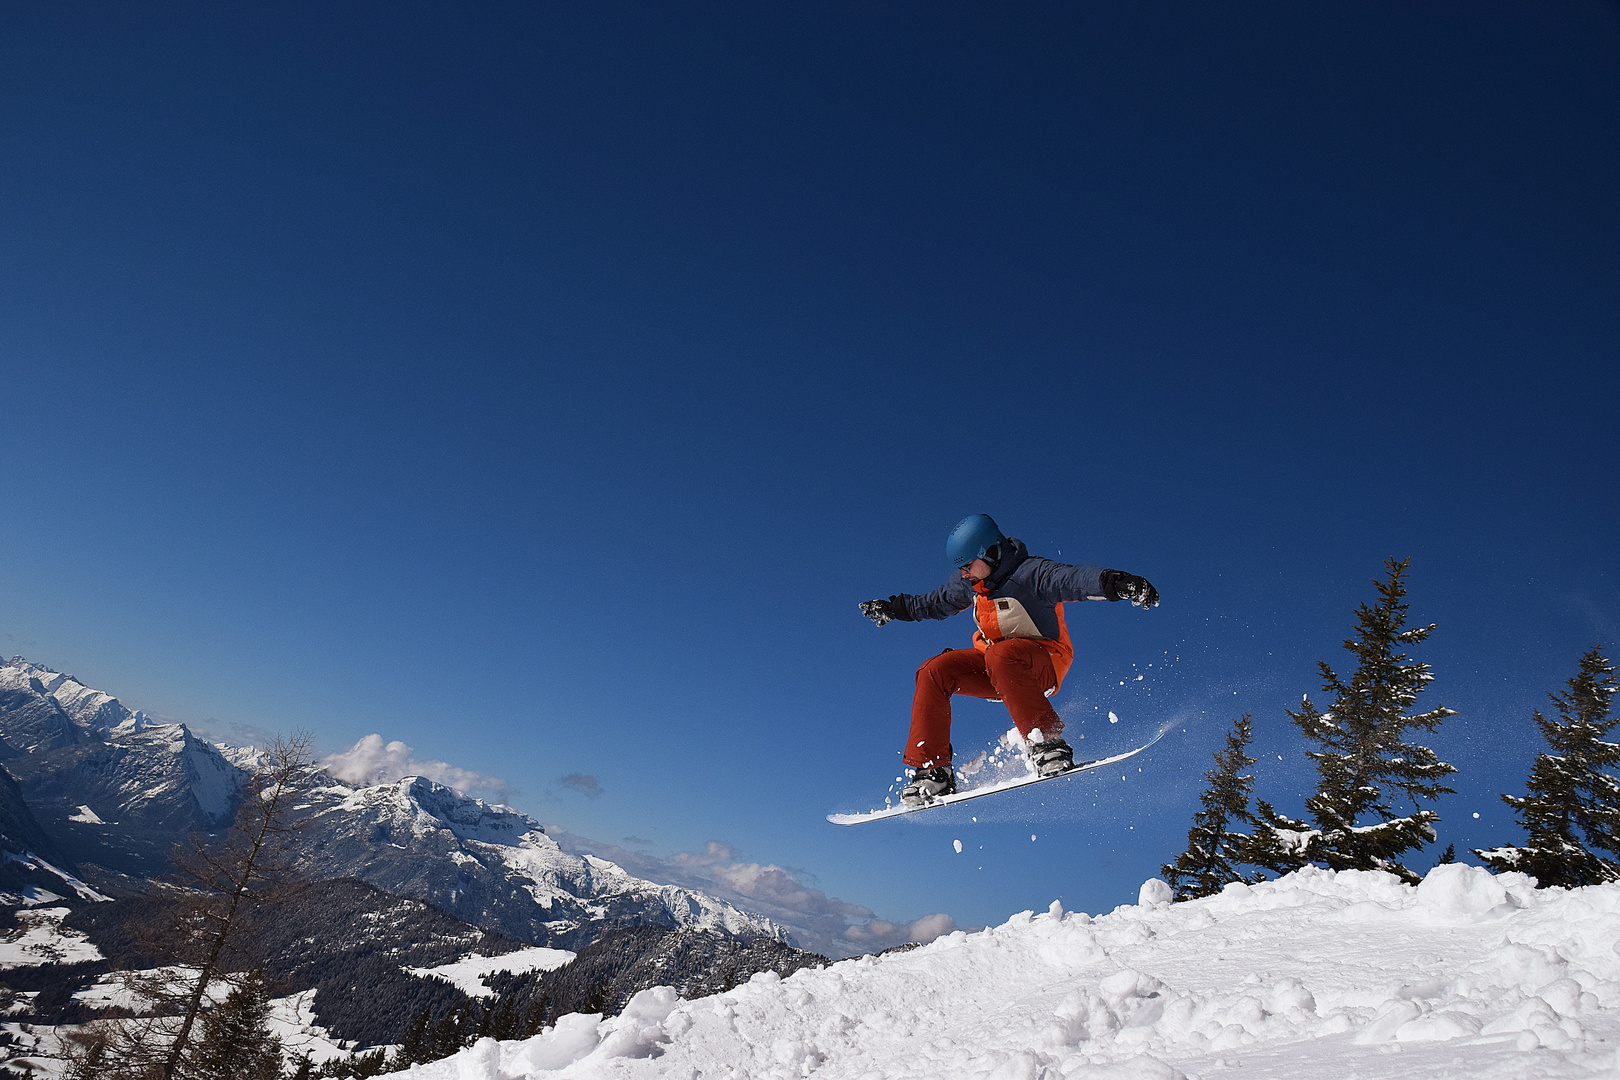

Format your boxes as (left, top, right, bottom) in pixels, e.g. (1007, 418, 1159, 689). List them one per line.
(860, 577, 975, 626)
(1027, 560, 1160, 609)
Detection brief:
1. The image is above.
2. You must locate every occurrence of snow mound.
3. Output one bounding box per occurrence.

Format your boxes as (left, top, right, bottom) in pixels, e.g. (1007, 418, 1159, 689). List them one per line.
(400, 864, 1620, 1079)
(1414, 862, 1528, 922)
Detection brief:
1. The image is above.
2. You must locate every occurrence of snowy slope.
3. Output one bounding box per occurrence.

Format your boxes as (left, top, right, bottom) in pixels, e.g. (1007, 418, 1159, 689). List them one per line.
(398, 864, 1620, 1079)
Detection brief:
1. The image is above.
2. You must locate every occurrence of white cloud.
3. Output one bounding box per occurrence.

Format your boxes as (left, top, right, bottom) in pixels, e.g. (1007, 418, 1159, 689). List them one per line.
(183, 717, 283, 749)
(322, 734, 512, 801)
(903, 912, 959, 944)
(546, 833, 960, 958)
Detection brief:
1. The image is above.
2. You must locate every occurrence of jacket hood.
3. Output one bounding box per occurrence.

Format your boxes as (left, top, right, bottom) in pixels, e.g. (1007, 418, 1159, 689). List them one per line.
(980, 536, 1029, 590)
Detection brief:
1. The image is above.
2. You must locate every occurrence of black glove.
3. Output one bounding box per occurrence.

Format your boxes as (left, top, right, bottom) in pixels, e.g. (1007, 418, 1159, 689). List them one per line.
(1100, 570, 1159, 609)
(859, 595, 912, 626)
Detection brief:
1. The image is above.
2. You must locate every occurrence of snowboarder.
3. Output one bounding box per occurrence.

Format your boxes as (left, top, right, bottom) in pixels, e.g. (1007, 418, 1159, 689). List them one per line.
(860, 514, 1158, 805)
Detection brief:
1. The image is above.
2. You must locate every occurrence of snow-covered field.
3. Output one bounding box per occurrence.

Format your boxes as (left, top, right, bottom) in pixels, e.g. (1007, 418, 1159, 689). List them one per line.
(70, 968, 353, 1065)
(409, 947, 577, 998)
(395, 864, 1620, 1079)
(0, 907, 102, 968)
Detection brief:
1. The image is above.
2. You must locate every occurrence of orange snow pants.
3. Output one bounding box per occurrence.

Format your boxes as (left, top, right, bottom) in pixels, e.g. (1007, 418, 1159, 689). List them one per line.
(903, 638, 1064, 768)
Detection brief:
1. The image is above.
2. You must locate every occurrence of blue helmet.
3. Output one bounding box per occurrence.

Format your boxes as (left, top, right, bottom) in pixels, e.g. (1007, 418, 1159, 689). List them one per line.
(945, 514, 1006, 569)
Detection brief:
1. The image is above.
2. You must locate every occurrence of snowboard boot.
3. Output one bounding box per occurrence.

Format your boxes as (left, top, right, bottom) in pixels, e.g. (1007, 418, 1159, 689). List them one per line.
(1029, 737, 1074, 777)
(901, 766, 956, 805)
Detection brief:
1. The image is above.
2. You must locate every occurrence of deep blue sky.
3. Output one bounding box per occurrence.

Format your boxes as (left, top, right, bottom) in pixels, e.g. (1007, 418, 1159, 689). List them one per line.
(2, 2, 1617, 951)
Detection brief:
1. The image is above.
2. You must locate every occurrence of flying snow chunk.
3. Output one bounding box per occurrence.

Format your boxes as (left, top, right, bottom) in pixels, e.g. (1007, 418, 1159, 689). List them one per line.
(953, 840, 963, 854)
(1108, 711, 1119, 724)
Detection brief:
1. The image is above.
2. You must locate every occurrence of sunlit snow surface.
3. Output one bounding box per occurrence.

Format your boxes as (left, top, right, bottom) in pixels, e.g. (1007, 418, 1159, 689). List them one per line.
(396, 865, 1620, 1079)
(73, 973, 352, 1065)
(0, 908, 103, 968)
(408, 947, 577, 998)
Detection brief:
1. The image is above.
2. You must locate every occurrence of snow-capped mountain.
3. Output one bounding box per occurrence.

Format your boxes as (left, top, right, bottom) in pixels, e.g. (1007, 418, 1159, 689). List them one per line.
(408, 864, 1620, 1080)
(0, 657, 157, 734)
(0, 658, 243, 877)
(0, 656, 786, 948)
(293, 774, 789, 948)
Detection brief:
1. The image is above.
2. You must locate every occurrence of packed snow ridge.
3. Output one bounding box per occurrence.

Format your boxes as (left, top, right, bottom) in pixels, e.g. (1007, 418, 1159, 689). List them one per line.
(398, 864, 1620, 1080)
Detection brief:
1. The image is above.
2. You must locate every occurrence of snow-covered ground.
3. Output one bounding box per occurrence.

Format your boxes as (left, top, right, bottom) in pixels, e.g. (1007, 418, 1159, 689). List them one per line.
(408, 947, 577, 998)
(267, 988, 354, 1065)
(0, 907, 103, 968)
(73, 969, 352, 1066)
(394, 864, 1620, 1079)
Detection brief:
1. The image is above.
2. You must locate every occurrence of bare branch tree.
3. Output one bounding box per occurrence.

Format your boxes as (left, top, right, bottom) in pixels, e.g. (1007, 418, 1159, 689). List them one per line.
(72, 733, 314, 1079)
(159, 731, 313, 1079)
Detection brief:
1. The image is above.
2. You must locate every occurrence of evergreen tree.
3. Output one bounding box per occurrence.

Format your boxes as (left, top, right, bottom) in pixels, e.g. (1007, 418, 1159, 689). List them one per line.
(1253, 558, 1457, 883)
(1162, 714, 1261, 899)
(1243, 799, 1312, 877)
(60, 1026, 112, 1080)
(349, 1050, 389, 1078)
(521, 994, 552, 1038)
(178, 970, 284, 1080)
(392, 1006, 433, 1068)
(479, 996, 521, 1041)
(429, 1001, 473, 1060)
(1475, 645, 1620, 886)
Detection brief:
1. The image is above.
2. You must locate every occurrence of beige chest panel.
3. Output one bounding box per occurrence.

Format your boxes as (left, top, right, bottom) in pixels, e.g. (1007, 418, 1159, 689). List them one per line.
(976, 594, 1047, 641)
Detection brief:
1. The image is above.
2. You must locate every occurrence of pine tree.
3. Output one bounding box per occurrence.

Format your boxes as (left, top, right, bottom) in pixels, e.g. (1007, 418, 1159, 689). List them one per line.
(348, 1050, 389, 1078)
(521, 993, 552, 1038)
(1243, 799, 1312, 877)
(178, 970, 284, 1080)
(1475, 645, 1620, 886)
(392, 1006, 433, 1068)
(429, 1001, 473, 1060)
(1255, 558, 1457, 883)
(1162, 714, 1261, 900)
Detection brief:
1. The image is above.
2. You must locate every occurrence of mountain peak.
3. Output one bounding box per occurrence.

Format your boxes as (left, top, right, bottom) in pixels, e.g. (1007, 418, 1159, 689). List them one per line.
(0, 656, 155, 733)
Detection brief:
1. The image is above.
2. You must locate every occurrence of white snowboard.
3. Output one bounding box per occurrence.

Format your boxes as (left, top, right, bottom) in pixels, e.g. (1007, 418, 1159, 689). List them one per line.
(827, 730, 1167, 826)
